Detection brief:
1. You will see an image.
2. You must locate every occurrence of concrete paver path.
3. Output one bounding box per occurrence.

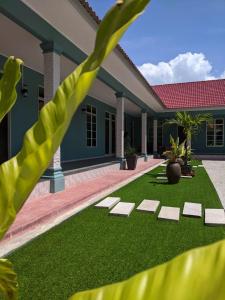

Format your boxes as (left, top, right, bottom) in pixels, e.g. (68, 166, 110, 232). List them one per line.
(203, 160, 225, 208)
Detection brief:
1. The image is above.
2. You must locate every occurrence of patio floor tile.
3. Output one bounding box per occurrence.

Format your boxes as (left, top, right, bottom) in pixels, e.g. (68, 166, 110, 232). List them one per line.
(136, 200, 160, 213)
(205, 209, 225, 225)
(158, 206, 180, 221)
(95, 197, 120, 209)
(109, 202, 135, 217)
(183, 202, 202, 217)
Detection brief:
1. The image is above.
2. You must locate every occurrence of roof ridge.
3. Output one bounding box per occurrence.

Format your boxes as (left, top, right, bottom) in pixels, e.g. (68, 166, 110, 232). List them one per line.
(153, 78, 225, 87)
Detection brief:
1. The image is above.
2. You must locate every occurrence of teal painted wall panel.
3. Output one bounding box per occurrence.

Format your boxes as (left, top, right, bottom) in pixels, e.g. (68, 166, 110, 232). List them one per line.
(0, 54, 43, 157)
(192, 113, 225, 155)
(11, 68, 43, 156)
(159, 110, 225, 155)
(147, 118, 153, 153)
(133, 117, 141, 152)
(61, 96, 116, 161)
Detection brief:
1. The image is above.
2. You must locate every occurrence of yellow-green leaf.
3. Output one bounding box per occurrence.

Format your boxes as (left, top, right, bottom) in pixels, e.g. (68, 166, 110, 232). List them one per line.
(69, 239, 225, 300)
(0, 0, 150, 240)
(0, 259, 18, 300)
(0, 57, 23, 123)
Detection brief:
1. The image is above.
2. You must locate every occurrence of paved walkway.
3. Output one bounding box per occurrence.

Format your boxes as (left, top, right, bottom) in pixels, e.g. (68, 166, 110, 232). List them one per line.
(0, 158, 162, 256)
(203, 160, 225, 208)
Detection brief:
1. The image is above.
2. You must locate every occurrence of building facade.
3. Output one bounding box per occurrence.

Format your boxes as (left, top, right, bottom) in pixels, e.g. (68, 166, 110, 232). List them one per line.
(0, 0, 225, 193)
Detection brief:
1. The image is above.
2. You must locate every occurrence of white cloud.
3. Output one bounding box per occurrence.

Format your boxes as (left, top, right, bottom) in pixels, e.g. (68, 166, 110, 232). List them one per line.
(138, 52, 225, 85)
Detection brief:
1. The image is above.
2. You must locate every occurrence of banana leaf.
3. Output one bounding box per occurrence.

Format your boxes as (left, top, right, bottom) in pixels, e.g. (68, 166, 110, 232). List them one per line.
(0, 259, 18, 300)
(70, 239, 225, 300)
(0, 0, 150, 240)
(0, 57, 23, 123)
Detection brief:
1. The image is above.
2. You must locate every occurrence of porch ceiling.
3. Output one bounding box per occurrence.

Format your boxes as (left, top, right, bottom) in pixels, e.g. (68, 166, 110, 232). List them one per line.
(0, 14, 141, 116)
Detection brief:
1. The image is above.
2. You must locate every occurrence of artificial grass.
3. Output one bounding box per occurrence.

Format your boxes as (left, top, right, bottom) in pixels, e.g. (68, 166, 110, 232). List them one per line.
(7, 161, 225, 299)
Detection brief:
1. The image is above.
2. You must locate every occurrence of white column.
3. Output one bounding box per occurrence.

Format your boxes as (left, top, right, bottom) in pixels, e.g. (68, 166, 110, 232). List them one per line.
(153, 119, 158, 156)
(40, 42, 65, 193)
(115, 92, 125, 169)
(43, 51, 61, 170)
(141, 111, 148, 161)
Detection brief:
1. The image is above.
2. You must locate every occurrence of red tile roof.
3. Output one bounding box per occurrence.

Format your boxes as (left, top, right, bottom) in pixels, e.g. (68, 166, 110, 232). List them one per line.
(152, 79, 225, 109)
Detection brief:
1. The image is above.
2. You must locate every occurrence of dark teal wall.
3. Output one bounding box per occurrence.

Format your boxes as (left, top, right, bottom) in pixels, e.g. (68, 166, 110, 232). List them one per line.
(147, 118, 153, 153)
(61, 96, 116, 161)
(157, 110, 225, 155)
(0, 54, 142, 161)
(133, 117, 141, 152)
(192, 113, 225, 155)
(0, 54, 43, 157)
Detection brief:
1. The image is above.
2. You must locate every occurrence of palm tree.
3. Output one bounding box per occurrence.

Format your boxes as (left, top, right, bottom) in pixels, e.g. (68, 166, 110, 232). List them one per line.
(165, 111, 212, 167)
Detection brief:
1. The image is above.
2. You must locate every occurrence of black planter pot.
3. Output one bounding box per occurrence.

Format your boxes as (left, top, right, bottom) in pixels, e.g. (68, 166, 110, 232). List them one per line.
(126, 154, 138, 170)
(166, 162, 181, 184)
(181, 164, 192, 175)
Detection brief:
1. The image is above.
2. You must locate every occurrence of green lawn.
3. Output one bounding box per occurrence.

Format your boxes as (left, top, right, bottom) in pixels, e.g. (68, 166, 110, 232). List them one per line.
(7, 162, 225, 300)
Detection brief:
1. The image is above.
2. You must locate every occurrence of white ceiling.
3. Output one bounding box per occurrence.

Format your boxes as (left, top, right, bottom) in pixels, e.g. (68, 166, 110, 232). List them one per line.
(0, 13, 142, 116)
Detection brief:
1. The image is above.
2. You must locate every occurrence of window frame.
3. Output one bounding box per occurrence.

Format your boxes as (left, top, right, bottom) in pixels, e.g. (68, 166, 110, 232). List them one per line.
(86, 104, 97, 148)
(206, 118, 224, 148)
(157, 120, 164, 148)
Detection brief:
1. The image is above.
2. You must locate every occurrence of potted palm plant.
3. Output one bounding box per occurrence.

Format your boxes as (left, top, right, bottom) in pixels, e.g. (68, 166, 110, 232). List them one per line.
(165, 112, 212, 175)
(125, 146, 138, 170)
(163, 135, 185, 184)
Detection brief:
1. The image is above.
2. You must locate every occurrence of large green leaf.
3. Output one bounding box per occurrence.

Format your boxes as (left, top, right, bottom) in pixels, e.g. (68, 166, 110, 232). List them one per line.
(0, 0, 150, 240)
(0, 57, 22, 123)
(70, 239, 225, 300)
(0, 259, 18, 300)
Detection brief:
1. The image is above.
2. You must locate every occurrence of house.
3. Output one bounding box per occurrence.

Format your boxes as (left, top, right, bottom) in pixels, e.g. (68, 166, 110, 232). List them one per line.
(0, 0, 224, 195)
(152, 80, 225, 157)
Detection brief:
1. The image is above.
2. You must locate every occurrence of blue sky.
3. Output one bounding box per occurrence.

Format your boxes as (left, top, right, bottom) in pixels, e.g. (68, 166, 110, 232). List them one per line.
(87, 0, 225, 84)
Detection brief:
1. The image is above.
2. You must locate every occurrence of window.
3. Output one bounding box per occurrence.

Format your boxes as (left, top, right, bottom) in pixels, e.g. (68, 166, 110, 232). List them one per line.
(105, 112, 115, 154)
(38, 86, 45, 112)
(207, 119, 224, 147)
(157, 120, 164, 148)
(86, 104, 97, 147)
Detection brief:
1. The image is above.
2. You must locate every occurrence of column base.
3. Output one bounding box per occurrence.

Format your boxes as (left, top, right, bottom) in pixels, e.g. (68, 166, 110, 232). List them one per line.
(119, 158, 126, 170)
(153, 152, 159, 159)
(144, 154, 148, 162)
(42, 167, 65, 193)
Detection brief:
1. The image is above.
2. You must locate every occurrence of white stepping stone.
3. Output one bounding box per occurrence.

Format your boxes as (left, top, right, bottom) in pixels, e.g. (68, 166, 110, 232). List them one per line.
(158, 206, 180, 221)
(158, 172, 166, 175)
(205, 209, 225, 225)
(109, 202, 135, 217)
(198, 165, 204, 168)
(95, 197, 120, 209)
(161, 163, 167, 167)
(193, 166, 198, 168)
(157, 177, 167, 180)
(136, 200, 160, 213)
(183, 202, 202, 217)
(181, 175, 192, 179)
